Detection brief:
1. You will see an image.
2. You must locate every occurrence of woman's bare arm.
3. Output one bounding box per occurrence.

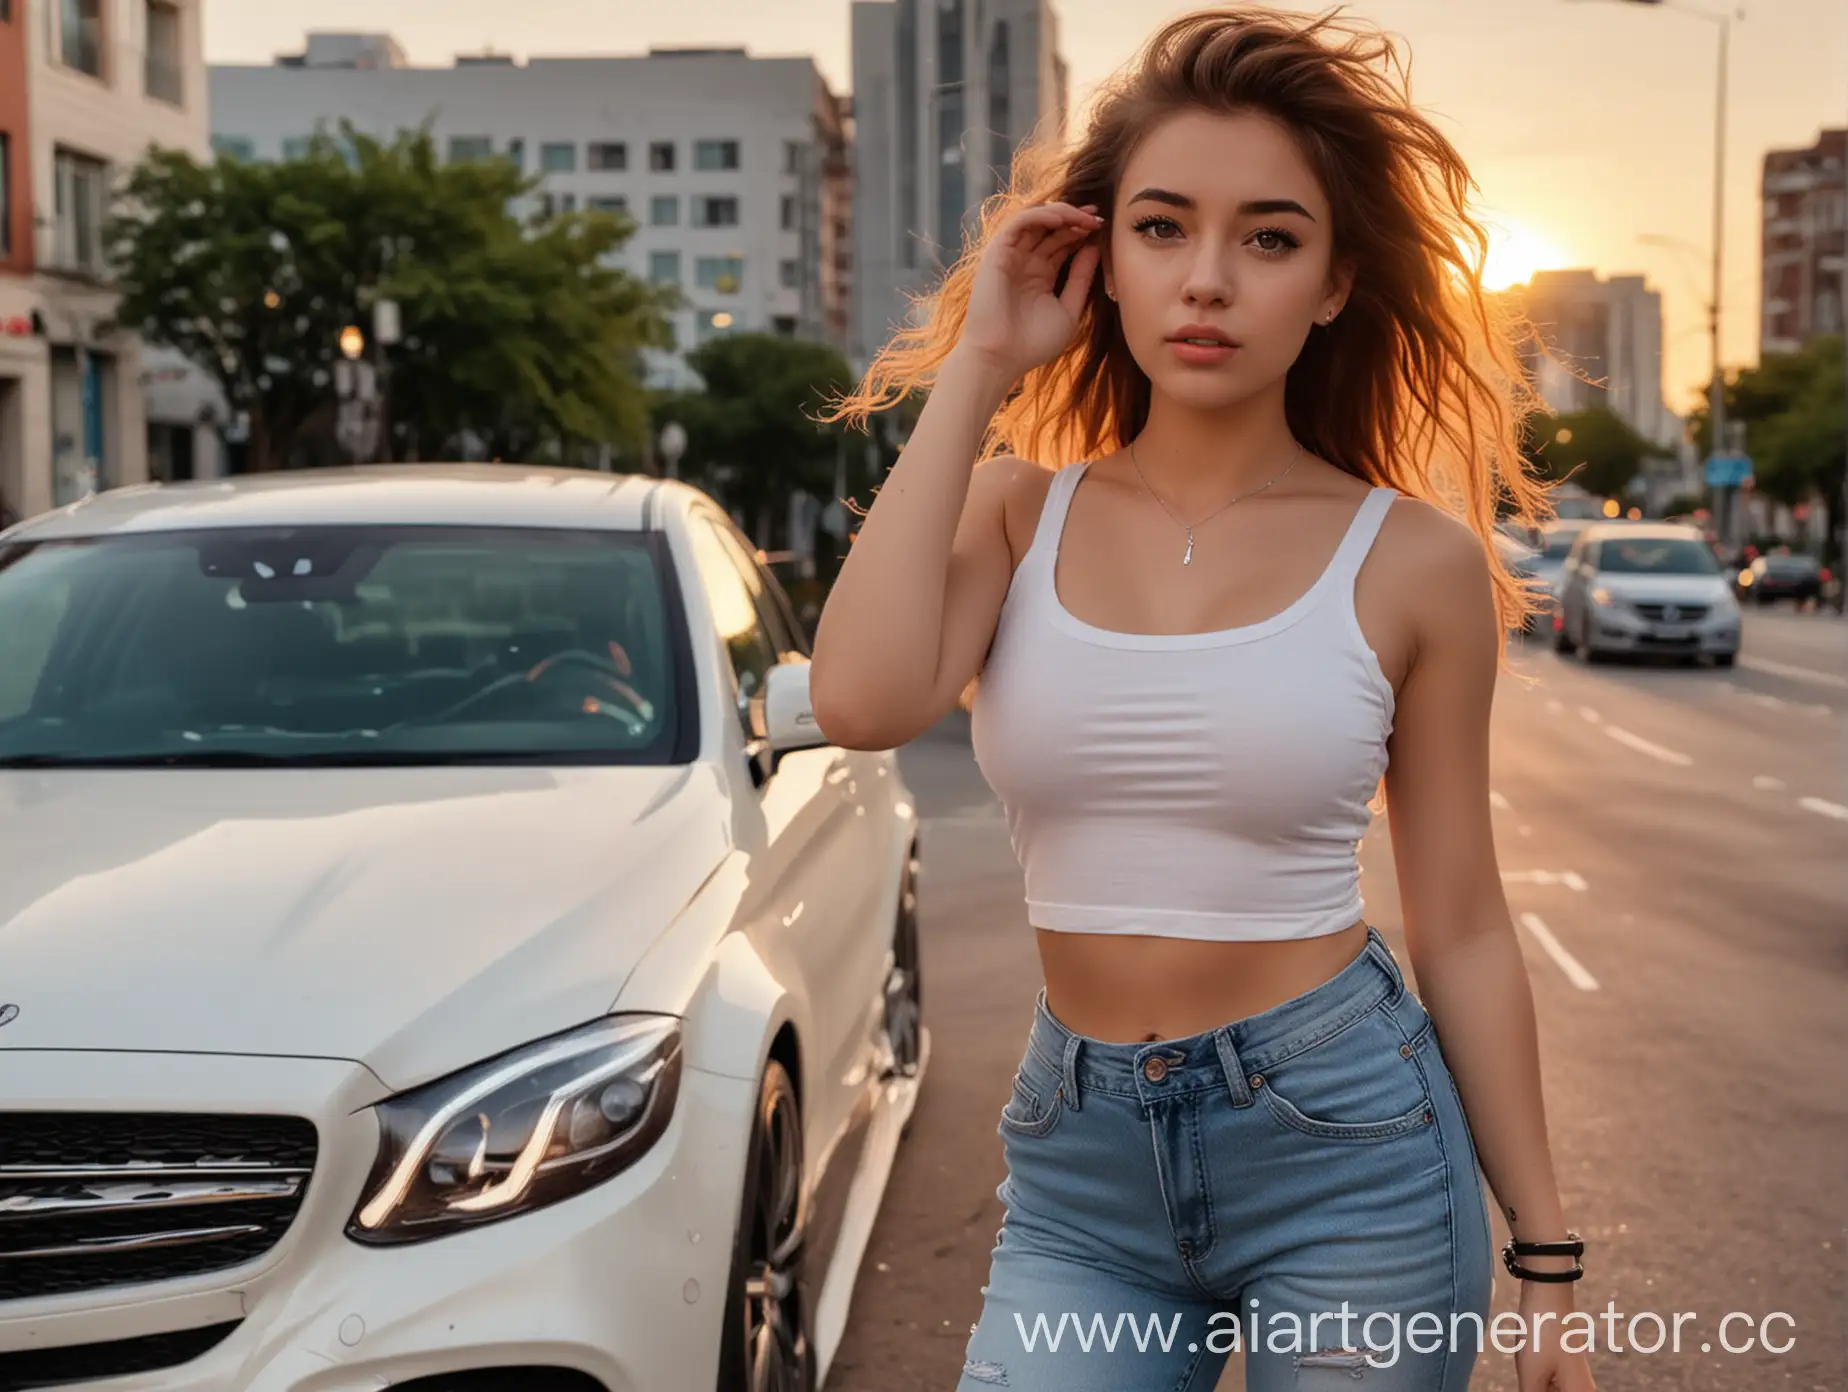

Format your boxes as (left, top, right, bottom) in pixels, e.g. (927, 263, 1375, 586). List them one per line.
(1380, 503, 1584, 1301)
(809, 201, 1103, 750)
(808, 352, 1022, 750)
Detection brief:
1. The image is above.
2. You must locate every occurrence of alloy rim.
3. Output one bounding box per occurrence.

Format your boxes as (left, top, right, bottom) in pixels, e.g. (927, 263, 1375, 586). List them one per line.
(743, 1085, 808, 1392)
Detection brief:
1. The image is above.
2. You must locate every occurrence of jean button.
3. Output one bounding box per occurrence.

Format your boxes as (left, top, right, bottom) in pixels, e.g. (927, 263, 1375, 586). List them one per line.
(1400, 1043, 1413, 1058)
(1177, 1238, 1192, 1258)
(1143, 1056, 1168, 1082)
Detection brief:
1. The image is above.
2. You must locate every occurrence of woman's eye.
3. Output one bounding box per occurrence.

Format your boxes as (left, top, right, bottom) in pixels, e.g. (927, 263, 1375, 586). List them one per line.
(1132, 216, 1183, 241)
(1252, 228, 1300, 255)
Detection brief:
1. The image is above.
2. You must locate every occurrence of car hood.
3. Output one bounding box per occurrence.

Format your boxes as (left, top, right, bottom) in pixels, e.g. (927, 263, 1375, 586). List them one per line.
(1597, 574, 1734, 605)
(0, 764, 729, 1089)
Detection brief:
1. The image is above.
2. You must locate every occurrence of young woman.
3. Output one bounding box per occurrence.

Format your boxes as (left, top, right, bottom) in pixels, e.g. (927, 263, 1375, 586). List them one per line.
(812, 8, 1595, 1390)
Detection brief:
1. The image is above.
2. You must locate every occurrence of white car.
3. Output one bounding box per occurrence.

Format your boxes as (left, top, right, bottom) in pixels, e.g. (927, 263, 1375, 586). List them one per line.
(0, 466, 927, 1391)
(1553, 521, 1742, 666)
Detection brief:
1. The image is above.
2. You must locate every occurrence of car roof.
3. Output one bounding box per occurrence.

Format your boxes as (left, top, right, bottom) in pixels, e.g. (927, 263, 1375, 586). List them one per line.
(1577, 521, 1704, 542)
(1, 465, 680, 541)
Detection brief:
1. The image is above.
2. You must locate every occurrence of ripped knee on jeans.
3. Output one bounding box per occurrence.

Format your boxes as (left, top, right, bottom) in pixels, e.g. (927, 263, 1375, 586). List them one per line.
(1294, 1345, 1371, 1382)
(962, 1355, 1011, 1385)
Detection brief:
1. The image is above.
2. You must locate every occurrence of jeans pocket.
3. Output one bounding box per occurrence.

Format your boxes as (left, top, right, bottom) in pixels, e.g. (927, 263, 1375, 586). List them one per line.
(1255, 1009, 1434, 1143)
(998, 1051, 1065, 1139)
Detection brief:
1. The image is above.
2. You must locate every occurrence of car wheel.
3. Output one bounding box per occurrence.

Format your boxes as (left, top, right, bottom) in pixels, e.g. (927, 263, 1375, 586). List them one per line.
(883, 843, 923, 1081)
(1712, 652, 1736, 668)
(717, 1060, 814, 1392)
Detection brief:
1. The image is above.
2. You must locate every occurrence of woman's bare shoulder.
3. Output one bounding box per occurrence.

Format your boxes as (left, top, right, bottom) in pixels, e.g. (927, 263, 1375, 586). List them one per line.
(1371, 493, 1499, 645)
(970, 454, 1061, 564)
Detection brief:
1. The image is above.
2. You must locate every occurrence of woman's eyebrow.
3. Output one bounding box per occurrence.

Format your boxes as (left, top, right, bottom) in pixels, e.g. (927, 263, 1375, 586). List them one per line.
(1125, 188, 1317, 221)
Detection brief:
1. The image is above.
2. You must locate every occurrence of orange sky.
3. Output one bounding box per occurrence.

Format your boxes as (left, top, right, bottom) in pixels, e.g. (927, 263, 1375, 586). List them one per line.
(208, 0, 1848, 416)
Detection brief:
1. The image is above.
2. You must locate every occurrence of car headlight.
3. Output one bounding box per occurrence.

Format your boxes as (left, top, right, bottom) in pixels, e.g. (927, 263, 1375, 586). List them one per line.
(1591, 587, 1618, 608)
(347, 1014, 682, 1245)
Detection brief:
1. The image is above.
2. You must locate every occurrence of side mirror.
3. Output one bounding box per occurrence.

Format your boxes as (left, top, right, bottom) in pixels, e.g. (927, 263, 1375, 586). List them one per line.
(764, 663, 829, 764)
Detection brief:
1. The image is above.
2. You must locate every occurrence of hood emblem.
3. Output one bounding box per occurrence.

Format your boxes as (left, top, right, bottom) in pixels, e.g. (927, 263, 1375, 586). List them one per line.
(0, 1004, 17, 1028)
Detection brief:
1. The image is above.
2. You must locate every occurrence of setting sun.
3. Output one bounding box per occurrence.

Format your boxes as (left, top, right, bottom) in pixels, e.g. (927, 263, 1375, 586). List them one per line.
(1477, 217, 1569, 292)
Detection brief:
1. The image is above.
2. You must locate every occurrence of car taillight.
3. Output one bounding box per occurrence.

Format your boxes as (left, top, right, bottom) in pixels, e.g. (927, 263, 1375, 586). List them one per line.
(1552, 612, 1564, 632)
(1822, 568, 1834, 584)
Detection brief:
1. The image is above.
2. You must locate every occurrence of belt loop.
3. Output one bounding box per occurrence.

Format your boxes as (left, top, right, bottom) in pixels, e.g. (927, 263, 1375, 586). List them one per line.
(1214, 1028, 1254, 1108)
(1367, 924, 1406, 999)
(1060, 1033, 1084, 1112)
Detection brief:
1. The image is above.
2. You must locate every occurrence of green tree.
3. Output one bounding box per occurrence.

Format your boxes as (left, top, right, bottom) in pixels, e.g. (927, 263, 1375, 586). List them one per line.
(654, 334, 855, 545)
(105, 126, 674, 470)
(1524, 406, 1662, 501)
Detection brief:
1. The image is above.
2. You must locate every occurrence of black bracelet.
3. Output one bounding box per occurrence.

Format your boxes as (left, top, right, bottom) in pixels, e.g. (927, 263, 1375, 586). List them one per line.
(1501, 1230, 1585, 1283)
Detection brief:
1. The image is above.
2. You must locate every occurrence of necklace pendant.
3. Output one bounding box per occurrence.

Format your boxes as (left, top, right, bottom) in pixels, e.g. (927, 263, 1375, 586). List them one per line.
(1182, 531, 1194, 566)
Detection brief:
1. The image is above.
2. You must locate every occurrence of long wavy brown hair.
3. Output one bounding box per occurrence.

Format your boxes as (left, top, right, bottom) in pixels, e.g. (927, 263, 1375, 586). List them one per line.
(827, 4, 1556, 640)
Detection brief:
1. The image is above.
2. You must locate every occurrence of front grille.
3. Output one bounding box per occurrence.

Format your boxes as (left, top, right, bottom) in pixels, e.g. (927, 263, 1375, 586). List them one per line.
(0, 1320, 239, 1389)
(1633, 603, 1709, 623)
(0, 1114, 317, 1302)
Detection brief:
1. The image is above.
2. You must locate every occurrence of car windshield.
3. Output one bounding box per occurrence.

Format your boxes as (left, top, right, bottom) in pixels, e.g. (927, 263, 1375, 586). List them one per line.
(1762, 555, 1817, 575)
(1540, 529, 1582, 560)
(1596, 536, 1721, 576)
(0, 526, 686, 767)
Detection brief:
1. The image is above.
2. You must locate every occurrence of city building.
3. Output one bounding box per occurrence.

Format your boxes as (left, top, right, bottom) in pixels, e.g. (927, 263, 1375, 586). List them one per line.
(1761, 127, 1845, 357)
(1501, 269, 1681, 449)
(0, 0, 219, 524)
(850, 0, 1068, 369)
(208, 38, 851, 392)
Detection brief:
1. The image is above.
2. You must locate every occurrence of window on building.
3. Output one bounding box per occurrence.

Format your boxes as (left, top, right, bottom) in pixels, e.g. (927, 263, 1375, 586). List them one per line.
(649, 250, 681, 286)
(696, 256, 744, 293)
(693, 139, 740, 172)
(650, 195, 679, 227)
(54, 148, 108, 276)
(783, 140, 804, 175)
(589, 195, 629, 216)
(588, 142, 627, 172)
(59, 0, 103, 78)
(505, 138, 526, 170)
(778, 259, 799, 290)
(211, 135, 256, 163)
(447, 136, 494, 163)
(692, 196, 740, 229)
(771, 315, 798, 338)
(649, 141, 676, 173)
(144, 1, 183, 105)
(779, 195, 797, 232)
(540, 142, 577, 173)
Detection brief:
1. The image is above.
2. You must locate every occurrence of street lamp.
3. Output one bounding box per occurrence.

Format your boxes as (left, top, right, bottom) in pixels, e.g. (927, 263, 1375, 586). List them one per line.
(339, 325, 366, 360)
(1572, 0, 1745, 546)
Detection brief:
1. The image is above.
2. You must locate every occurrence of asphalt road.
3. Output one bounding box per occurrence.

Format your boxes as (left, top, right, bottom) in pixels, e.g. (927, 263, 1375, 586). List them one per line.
(825, 608, 1846, 1391)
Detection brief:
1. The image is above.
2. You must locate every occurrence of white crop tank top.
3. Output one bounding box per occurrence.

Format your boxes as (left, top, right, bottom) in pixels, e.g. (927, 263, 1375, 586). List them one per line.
(969, 460, 1400, 942)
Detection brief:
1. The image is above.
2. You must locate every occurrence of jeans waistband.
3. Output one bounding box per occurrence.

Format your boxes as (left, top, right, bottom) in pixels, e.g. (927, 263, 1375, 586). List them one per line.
(1023, 923, 1407, 1111)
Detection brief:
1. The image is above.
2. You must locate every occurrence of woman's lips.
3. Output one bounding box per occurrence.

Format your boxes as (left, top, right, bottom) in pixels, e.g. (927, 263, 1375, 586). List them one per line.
(1168, 339, 1239, 365)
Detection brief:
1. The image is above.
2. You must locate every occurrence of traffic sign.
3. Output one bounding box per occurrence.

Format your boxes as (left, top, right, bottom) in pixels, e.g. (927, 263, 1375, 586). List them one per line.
(1705, 452, 1752, 488)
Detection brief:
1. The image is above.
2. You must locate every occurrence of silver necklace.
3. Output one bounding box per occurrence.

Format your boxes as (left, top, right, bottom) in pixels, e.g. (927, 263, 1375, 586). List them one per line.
(1127, 439, 1304, 566)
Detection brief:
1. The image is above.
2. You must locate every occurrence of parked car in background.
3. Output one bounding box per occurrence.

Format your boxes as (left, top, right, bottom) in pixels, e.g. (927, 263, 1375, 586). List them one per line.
(0, 466, 926, 1392)
(1555, 521, 1742, 666)
(1737, 552, 1829, 607)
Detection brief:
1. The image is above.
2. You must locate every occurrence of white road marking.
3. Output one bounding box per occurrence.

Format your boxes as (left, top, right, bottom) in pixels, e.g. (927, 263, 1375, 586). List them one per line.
(1490, 791, 1512, 810)
(1799, 797, 1848, 823)
(1578, 705, 1602, 724)
(1503, 870, 1589, 891)
(1519, 913, 1600, 991)
(1604, 725, 1694, 766)
(1753, 775, 1787, 791)
(1739, 655, 1848, 690)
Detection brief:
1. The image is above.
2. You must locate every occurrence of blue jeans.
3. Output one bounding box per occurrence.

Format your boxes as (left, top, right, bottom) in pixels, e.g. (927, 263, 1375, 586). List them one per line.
(957, 925, 1493, 1391)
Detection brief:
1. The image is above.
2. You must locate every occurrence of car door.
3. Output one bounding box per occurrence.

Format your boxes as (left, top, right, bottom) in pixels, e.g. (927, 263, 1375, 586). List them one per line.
(684, 512, 873, 1160)
(1562, 535, 1597, 634)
